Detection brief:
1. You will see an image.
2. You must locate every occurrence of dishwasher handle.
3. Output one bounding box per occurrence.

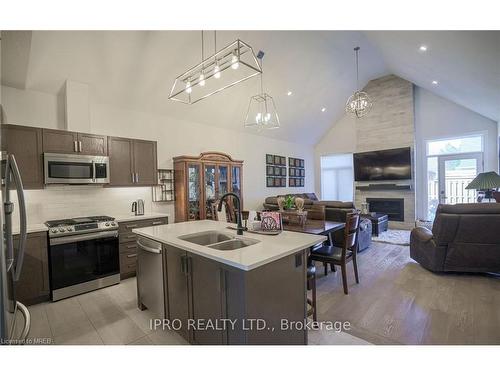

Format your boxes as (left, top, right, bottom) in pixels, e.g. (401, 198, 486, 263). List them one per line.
(137, 238, 162, 254)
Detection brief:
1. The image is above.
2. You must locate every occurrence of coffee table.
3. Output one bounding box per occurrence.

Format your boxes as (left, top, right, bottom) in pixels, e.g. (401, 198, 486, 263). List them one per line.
(360, 213, 388, 236)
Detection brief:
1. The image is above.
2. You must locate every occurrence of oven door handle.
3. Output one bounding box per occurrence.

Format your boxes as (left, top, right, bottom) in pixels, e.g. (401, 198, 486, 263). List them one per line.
(50, 230, 118, 246)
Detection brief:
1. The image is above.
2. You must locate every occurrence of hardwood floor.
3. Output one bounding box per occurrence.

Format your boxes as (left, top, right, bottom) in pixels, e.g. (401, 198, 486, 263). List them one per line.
(313, 242, 500, 345)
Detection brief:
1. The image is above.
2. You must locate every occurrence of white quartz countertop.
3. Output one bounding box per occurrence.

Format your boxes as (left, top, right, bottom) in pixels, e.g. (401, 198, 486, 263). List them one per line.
(133, 220, 327, 271)
(114, 213, 169, 223)
(12, 224, 48, 236)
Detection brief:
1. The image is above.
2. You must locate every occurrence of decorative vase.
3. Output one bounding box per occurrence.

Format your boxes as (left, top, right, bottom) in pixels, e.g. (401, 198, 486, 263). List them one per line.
(295, 197, 305, 212)
(277, 197, 285, 211)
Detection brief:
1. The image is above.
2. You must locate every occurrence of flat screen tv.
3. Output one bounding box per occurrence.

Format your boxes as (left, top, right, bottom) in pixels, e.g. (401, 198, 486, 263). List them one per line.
(353, 147, 412, 181)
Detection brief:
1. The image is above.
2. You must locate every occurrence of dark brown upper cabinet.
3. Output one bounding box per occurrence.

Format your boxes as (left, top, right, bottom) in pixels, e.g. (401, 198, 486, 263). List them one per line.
(108, 137, 134, 186)
(77, 133, 108, 155)
(133, 139, 157, 186)
(108, 136, 157, 187)
(1, 124, 44, 189)
(42, 128, 79, 153)
(42, 129, 107, 155)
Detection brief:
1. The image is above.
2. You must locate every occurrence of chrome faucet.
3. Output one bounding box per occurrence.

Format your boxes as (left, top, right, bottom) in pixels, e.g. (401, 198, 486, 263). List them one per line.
(217, 192, 245, 235)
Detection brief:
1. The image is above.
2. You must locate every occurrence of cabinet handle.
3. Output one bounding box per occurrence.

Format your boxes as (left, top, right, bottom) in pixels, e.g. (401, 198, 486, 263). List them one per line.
(126, 224, 138, 229)
(79, 141, 82, 152)
(131, 173, 135, 183)
(126, 244, 137, 249)
(152, 221, 163, 225)
(180, 256, 186, 275)
(74, 141, 78, 152)
(126, 254, 137, 258)
(135, 173, 139, 183)
(125, 234, 136, 239)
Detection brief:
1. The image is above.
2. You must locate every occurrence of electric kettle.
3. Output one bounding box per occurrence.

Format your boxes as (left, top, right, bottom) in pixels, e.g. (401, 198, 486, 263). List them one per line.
(132, 199, 145, 216)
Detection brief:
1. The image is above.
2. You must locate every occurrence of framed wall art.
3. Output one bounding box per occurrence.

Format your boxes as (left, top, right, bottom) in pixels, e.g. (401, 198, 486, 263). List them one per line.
(288, 157, 305, 187)
(266, 153, 287, 187)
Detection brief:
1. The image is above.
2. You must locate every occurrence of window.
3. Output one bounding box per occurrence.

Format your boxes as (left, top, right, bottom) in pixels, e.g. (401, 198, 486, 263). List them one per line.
(426, 134, 483, 156)
(320, 154, 354, 202)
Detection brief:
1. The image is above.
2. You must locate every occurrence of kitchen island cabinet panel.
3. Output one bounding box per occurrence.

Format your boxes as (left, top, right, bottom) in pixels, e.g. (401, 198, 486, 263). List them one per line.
(190, 254, 225, 345)
(134, 220, 325, 345)
(165, 245, 191, 341)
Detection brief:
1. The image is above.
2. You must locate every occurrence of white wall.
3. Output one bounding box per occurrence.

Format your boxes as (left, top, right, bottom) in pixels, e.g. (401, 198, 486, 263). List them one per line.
(1, 85, 314, 224)
(1, 85, 65, 129)
(414, 87, 499, 219)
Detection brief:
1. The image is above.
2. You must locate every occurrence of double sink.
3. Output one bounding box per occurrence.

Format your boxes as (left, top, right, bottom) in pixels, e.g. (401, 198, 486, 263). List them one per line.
(178, 230, 260, 251)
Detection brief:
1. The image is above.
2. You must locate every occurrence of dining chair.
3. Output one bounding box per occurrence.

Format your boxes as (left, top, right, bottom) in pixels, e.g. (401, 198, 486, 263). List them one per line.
(309, 212, 361, 295)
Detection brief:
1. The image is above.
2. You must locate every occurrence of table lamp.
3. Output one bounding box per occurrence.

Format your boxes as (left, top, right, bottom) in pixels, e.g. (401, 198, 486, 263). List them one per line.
(465, 171, 500, 202)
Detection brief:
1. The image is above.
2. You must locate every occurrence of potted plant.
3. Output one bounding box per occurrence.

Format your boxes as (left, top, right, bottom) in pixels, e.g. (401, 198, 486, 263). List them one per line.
(283, 195, 295, 210)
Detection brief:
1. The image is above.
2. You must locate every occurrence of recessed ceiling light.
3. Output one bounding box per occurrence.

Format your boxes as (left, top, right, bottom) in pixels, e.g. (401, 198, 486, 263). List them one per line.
(287, 91, 292, 96)
(432, 80, 438, 85)
(419, 45, 428, 52)
(321, 107, 326, 112)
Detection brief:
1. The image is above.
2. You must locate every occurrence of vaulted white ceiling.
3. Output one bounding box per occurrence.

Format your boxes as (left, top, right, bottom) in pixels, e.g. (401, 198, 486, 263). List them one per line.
(1, 30, 499, 145)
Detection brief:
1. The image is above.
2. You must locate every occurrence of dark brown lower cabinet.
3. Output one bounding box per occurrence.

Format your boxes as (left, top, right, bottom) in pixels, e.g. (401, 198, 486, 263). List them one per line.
(119, 217, 168, 279)
(163, 244, 307, 345)
(13, 231, 50, 306)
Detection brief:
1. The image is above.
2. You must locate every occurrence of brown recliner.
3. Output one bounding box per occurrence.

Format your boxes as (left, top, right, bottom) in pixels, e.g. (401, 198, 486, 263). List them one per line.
(410, 203, 500, 273)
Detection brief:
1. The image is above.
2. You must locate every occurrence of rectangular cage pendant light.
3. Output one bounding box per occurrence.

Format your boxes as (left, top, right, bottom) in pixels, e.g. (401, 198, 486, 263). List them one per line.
(168, 39, 262, 104)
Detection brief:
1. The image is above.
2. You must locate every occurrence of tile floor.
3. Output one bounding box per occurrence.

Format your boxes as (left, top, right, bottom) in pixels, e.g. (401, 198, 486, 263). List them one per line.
(25, 277, 369, 345)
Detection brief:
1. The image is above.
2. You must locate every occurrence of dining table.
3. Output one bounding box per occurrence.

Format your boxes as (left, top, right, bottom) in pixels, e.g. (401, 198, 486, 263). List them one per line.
(282, 219, 345, 245)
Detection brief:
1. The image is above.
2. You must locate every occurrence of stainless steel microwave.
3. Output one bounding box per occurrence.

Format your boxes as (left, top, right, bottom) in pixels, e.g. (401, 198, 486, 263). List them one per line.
(44, 153, 110, 184)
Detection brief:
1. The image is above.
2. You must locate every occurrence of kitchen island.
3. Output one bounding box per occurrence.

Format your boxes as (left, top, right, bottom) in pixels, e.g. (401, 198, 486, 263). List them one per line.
(133, 220, 326, 345)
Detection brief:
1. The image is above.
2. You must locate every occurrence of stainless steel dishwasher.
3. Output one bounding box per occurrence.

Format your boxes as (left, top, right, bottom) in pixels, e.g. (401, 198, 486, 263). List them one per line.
(136, 236, 167, 319)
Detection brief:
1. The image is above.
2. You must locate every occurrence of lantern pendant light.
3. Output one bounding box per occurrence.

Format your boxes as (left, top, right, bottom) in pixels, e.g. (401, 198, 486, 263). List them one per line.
(169, 31, 262, 104)
(244, 50, 280, 130)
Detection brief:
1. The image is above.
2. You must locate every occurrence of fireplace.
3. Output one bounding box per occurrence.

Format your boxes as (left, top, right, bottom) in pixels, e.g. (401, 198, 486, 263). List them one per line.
(366, 198, 404, 222)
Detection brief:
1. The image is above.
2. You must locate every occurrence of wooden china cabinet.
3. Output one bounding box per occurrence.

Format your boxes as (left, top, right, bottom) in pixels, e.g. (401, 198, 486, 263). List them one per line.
(173, 152, 243, 222)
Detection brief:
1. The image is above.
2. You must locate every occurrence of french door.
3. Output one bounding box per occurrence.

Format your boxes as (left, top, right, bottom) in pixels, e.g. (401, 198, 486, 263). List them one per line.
(427, 152, 483, 219)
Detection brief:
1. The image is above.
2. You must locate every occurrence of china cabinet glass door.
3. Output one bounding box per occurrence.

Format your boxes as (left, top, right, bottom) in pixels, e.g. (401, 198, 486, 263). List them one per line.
(218, 165, 229, 196)
(204, 165, 216, 219)
(231, 165, 241, 198)
(187, 163, 201, 220)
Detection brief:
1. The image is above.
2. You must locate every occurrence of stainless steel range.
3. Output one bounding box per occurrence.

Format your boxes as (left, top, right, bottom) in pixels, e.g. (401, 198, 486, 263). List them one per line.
(45, 216, 120, 301)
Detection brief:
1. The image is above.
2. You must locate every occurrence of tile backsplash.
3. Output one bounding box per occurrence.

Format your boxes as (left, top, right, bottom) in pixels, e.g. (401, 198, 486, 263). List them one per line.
(10, 185, 170, 225)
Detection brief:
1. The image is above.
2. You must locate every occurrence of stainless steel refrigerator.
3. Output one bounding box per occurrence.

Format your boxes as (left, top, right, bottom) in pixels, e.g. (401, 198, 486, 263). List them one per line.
(0, 150, 30, 344)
